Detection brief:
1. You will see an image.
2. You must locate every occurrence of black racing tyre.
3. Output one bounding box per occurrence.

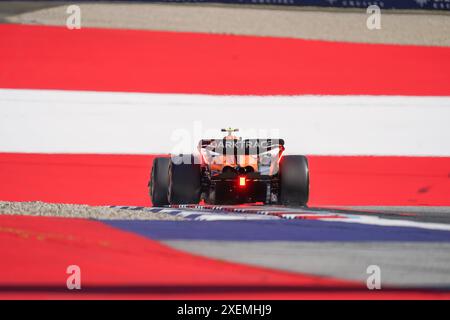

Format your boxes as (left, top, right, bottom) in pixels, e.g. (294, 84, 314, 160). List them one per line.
(149, 157, 170, 206)
(168, 154, 202, 205)
(279, 155, 309, 206)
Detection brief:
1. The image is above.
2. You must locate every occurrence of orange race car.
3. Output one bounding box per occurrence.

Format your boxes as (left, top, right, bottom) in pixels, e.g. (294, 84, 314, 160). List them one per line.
(149, 128, 309, 206)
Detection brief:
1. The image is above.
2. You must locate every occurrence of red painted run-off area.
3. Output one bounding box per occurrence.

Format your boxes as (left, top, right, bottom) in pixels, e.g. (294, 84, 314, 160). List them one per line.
(1, 214, 448, 299)
(0, 24, 450, 95)
(1, 153, 449, 206)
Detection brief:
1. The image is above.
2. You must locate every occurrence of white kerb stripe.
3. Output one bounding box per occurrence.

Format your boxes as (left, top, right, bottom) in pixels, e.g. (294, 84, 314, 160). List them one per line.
(0, 89, 449, 156)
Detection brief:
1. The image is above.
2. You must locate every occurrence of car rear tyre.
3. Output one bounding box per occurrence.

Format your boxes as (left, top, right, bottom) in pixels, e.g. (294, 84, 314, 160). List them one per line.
(149, 157, 170, 206)
(168, 154, 202, 205)
(279, 155, 309, 206)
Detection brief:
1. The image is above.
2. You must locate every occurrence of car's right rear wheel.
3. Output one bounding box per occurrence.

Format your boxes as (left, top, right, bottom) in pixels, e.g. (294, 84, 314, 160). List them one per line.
(168, 154, 202, 205)
(279, 155, 309, 206)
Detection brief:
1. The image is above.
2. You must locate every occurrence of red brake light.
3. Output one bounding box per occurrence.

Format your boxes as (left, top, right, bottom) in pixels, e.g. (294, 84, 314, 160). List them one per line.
(239, 176, 246, 187)
(277, 150, 285, 164)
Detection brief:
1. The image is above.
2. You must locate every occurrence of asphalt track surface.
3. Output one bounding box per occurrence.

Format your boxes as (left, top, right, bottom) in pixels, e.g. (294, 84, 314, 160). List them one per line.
(1, 1, 450, 46)
(0, 2, 450, 299)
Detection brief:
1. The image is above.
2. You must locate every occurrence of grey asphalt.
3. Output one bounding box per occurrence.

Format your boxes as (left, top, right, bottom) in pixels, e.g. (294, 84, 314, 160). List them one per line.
(165, 240, 450, 287)
(1, 1, 450, 46)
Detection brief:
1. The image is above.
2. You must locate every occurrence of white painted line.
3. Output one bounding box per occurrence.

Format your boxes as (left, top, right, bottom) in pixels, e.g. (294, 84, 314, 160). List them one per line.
(323, 215, 450, 231)
(1, 89, 450, 155)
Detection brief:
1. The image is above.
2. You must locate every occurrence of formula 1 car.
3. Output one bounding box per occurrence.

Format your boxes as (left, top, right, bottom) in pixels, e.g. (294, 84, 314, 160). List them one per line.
(149, 128, 309, 206)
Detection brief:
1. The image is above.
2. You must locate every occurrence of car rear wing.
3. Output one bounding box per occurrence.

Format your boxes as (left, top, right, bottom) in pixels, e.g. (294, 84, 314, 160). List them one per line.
(198, 139, 285, 156)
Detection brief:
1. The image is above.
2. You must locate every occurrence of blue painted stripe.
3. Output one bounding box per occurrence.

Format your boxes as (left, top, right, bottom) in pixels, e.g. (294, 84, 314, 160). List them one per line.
(103, 219, 450, 242)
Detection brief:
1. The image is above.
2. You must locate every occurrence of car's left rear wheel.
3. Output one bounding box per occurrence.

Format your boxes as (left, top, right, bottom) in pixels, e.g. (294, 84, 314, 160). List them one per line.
(149, 157, 170, 206)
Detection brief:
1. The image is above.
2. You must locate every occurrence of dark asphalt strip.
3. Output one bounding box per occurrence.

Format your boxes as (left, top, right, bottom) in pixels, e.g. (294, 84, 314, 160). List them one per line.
(164, 240, 450, 287)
